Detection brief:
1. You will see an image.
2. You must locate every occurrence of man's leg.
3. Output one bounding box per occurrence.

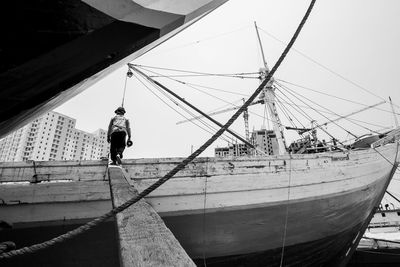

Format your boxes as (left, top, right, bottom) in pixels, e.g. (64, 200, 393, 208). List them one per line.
(118, 146, 125, 159)
(115, 132, 126, 165)
(110, 133, 118, 164)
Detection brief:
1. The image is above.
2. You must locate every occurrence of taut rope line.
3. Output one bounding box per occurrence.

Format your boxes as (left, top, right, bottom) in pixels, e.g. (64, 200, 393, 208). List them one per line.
(0, 0, 316, 259)
(279, 155, 292, 267)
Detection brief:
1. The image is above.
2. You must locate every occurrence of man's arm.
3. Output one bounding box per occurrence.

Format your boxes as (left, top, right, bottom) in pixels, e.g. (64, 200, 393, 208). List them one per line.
(107, 118, 113, 143)
(126, 119, 132, 140)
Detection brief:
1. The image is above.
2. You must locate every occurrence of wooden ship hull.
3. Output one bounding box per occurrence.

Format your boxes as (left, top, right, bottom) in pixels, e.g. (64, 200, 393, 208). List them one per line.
(1, 141, 398, 265)
(0, 0, 228, 139)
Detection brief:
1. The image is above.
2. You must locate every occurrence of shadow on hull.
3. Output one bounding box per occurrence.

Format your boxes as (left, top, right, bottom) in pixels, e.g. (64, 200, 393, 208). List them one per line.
(3, 221, 399, 267)
(193, 224, 360, 267)
(1, 220, 119, 267)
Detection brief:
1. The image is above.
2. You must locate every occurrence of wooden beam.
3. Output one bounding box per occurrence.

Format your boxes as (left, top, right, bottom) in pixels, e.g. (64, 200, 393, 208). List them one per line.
(108, 166, 195, 267)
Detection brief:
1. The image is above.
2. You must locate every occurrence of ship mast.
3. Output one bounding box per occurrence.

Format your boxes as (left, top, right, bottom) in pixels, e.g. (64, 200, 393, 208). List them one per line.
(254, 22, 287, 154)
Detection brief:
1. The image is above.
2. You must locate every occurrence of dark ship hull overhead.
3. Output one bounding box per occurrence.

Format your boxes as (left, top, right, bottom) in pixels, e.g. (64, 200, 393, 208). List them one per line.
(0, 0, 227, 138)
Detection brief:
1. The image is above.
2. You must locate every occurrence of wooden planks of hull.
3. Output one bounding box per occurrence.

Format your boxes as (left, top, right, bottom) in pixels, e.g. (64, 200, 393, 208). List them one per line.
(0, 142, 398, 264)
(162, 173, 389, 259)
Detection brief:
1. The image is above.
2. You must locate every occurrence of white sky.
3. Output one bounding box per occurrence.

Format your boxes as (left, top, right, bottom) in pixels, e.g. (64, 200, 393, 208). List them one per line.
(55, 0, 400, 160)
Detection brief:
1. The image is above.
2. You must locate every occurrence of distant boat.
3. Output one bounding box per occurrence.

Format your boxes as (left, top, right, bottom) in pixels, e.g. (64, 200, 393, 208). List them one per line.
(368, 206, 400, 234)
(354, 207, 400, 266)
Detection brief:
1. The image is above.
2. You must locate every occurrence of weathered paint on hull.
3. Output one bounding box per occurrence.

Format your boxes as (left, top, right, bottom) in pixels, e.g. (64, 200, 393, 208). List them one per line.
(125, 144, 399, 264)
(162, 172, 389, 261)
(0, 143, 398, 265)
(192, 222, 363, 267)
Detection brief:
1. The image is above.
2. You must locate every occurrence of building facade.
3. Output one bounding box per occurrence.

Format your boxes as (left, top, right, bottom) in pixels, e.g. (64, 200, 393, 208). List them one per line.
(214, 129, 279, 157)
(0, 111, 109, 162)
(250, 129, 279, 156)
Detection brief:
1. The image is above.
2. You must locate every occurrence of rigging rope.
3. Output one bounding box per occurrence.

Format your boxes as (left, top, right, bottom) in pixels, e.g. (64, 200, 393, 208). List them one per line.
(202, 161, 209, 267)
(133, 71, 233, 143)
(276, 81, 358, 137)
(276, 81, 382, 135)
(134, 65, 273, 147)
(274, 85, 313, 127)
(151, 25, 251, 56)
(0, 0, 317, 259)
(136, 64, 260, 79)
(276, 94, 307, 130)
(176, 81, 249, 97)
(257, 27, 391, 105)
(133, 66, 256, 149)
(386, 191, 400, 205)
(281, 82, 383, 135)
(121, 70, 129, 107)
(275, 85, 339, 142)
(277, 79, 400, 116)
(279, 155, 292, 267)
(149, 74, 259, 79)
(136, 66, 249, 108)
(373, 146, 400, 172)
(274, 95, 301, 130)
(151, 66, 387, 130)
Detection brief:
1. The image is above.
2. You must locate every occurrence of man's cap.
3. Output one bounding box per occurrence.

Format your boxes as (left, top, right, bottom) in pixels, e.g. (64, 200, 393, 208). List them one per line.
(115, 107, 126, 114)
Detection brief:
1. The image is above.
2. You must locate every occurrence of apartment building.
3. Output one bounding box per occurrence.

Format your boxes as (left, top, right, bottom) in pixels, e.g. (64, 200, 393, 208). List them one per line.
(214, 129, 279, 157)
(250, 129, 279, 155)
(0, 111, 109, 162)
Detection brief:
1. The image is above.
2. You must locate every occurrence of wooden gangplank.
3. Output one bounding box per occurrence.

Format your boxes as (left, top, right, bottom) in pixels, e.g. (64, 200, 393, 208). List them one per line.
(108, 166, 195, 267)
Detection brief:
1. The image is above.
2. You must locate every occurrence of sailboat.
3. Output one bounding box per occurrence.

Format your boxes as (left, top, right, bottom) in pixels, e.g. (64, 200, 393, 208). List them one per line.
(1, 2, 400, 266)
(117, 24, 400, 265)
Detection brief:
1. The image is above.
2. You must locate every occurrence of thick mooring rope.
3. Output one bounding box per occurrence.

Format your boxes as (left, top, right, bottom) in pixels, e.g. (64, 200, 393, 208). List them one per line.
(0, 0, 316, 259)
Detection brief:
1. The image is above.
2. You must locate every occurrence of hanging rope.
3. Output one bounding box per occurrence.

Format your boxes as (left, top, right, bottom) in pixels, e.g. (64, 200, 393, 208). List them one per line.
(121, 68, 131, 107)
(0, 0, 317, 259)
(202, 160, 209, 267)
(279, 155, 292, 267)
